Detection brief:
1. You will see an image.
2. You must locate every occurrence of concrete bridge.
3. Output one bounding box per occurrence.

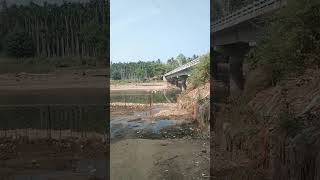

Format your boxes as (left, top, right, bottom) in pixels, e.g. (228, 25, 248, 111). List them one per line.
(212, 0, 286, 94)
(163, 57, 201, 90)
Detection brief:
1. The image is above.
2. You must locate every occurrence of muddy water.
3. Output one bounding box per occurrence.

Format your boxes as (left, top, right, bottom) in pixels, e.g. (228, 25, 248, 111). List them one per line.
(110, 89, 198, 142)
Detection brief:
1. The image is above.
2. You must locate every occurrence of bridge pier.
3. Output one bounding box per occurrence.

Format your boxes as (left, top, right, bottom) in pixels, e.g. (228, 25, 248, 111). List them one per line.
(180, 75, 188, 91)
(164, 76, 188, 91)
(216, 42, 250, 96)
(163, 57, 201, 91)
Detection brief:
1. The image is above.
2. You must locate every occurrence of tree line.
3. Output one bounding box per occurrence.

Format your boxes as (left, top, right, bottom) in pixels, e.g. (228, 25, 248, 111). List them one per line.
(0, 0, 109, 62)
(111, 54, 199, 81)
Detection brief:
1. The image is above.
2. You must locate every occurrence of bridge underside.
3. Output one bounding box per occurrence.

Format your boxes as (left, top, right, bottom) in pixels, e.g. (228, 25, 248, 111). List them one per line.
(213, 17, 268, 96)
(215, 19, 265, 46)
(164, 69, 192, 91)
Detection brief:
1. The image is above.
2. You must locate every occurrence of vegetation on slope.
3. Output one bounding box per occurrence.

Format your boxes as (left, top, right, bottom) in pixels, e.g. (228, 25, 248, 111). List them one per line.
(189, 53, 210, 88)
(246, 0, 320, 84)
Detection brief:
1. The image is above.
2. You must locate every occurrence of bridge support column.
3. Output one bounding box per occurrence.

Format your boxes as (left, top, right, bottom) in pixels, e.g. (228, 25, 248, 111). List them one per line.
(180, 75, 188, 91)
(217, 43, 250, 96)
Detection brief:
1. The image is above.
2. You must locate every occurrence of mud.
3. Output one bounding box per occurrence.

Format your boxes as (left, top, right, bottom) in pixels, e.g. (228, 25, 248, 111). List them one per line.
(110, 102, 210, 180)
(0, 137, 108, 180)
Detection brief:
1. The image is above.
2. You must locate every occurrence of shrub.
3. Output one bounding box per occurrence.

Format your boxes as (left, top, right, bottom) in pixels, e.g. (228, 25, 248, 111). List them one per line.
(189, 53, 210, 88)
(111, 71, 122, 80)
(246, 0, 320, 83)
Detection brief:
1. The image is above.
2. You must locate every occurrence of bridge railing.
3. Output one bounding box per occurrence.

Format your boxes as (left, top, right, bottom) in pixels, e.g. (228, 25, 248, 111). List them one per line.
(164, 58, 201, 77)
(212, 0, 286, 32)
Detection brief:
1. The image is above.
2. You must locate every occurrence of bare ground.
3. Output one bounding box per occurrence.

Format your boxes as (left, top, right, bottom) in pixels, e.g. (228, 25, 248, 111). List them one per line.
(111, 82, 176, 92)
(0, 69, 108, 105)
(111, 139, 209, 180)
(0, 137, 108, 180)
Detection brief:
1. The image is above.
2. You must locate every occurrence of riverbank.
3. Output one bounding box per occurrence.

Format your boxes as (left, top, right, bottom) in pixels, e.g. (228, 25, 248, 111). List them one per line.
(211, 68, 320, 179)
(0, 69, 108, 104)
(110, 81, 176, 92)
(0, 68, 107, 90)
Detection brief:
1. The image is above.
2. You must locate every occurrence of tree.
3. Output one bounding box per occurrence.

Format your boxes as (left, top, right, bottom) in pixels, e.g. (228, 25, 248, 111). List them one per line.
(111, 70, 121, 80)
(5, 30, 35, 57)
(189, 54, 210, 88)
(110, 53, 202, 81)
(192, 54, 199, 60)
(0, 0, 109, 61)
(246, 0, 320, 83)
(176, 53, 187, 66)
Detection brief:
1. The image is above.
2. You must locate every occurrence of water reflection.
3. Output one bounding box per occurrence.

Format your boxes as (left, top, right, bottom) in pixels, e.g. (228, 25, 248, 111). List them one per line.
(110, 89, 181, 104)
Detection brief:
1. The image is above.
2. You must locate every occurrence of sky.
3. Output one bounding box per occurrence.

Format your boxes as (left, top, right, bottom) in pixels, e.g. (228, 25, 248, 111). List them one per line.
(111, 0, 210, 63)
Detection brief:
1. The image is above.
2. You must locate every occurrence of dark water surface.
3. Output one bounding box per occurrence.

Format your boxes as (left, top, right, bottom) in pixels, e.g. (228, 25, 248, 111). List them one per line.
(110, 89, 181, 104)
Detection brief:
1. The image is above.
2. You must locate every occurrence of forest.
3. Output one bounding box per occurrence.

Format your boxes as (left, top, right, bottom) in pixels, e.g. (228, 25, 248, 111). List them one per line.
(0, 0, 109, 65)
(111, 54, 199, 81)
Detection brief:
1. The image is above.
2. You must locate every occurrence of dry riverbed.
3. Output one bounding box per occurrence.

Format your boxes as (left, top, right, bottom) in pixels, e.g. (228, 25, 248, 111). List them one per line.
(111, 82, 175, 92)
(111, 139, 209, 180)
(111, 100, 210, 179)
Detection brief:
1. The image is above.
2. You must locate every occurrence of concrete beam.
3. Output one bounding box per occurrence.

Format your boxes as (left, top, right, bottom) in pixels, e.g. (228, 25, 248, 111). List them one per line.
(214, 20, 264, 46)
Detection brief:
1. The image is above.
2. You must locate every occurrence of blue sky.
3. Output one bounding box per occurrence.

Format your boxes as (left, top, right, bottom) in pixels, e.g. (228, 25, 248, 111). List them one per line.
(111, 0, 210, 63)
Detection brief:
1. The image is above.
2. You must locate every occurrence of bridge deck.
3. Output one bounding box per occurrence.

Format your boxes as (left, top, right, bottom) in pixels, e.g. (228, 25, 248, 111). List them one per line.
(164, 57, 201, 79)
(212, 0, 286, 33)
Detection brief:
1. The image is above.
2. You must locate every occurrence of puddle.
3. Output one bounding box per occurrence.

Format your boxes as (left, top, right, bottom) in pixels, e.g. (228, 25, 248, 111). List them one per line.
(110, 89, 199, 141)
(110, 116, 197, 141)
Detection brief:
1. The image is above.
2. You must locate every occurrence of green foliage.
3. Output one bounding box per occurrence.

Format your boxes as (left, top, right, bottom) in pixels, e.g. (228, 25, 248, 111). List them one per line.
(246, 0, 320, 84)
(111, 71, 121, 80)
(189, 53, 210, 88)
(110, 54, 199, 81)
(0, 0, 109, 60)
(279, 112, 304, 137)
(80, 22, 108, 60)
(5, 30, 35, 58)
(176, 53, 187, 66)
(166, 57, 179, 72)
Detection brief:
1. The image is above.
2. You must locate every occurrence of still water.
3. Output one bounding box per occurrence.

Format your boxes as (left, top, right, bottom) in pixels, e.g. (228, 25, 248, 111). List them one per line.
(110, 89, 181, 104)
